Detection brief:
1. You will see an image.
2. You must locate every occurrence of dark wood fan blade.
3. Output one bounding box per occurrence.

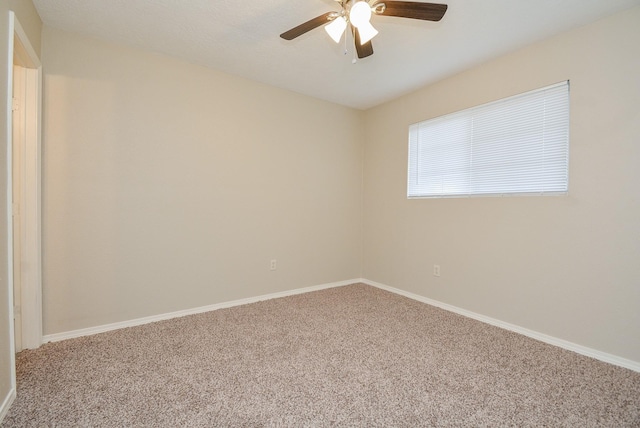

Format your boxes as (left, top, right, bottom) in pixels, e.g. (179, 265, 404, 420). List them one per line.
(375, 1, 447, 21)
(280, 12, 335, 40)
(354, 28, 374, 58)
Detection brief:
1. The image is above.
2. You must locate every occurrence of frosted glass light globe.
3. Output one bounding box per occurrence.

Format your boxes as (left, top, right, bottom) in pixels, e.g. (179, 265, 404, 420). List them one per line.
(325, 16, 347, 43)
(357, 21, 378, 44)
(349, 1, 372, 28)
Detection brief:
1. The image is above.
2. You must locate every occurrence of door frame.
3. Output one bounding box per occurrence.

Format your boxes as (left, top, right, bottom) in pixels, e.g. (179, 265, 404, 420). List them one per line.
(6, 11, 42, 357)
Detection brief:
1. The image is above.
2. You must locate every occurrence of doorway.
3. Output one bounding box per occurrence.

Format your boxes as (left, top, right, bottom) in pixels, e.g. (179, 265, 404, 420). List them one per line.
(9, 13, 42, 352)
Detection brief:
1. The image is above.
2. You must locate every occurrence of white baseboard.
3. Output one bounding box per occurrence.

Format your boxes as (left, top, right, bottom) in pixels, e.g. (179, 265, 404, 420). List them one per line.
(0, 387, 16, 424)
(41, 277, 640, 373)
(42, 278, 359, 343)
(362, 278, 640, 373)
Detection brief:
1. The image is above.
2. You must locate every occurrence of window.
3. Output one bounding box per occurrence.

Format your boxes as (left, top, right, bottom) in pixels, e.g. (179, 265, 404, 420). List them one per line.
(408, 81, 569, 198)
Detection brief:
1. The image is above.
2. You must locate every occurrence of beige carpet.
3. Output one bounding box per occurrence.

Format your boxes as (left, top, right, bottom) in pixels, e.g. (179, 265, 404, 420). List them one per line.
(2, 283, 639, 427)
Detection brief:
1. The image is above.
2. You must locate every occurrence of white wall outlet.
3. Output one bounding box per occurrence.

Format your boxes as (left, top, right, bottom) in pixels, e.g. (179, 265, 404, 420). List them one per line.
(433, 264, 441, 277)
(270, 259, 277, 271)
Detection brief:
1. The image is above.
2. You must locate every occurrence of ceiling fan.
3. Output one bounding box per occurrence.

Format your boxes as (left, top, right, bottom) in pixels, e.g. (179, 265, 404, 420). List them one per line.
(280, 0, 448, 60)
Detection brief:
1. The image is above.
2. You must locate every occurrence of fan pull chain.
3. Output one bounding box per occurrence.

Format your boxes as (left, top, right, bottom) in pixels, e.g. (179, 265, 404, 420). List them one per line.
(346, 26, 356, 64)
(343, 29, 348, 56)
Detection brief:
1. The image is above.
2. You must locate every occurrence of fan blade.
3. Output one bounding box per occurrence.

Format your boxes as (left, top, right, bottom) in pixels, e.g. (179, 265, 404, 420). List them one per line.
(354, 28, 374, 58)
(374, 1, 447, 21)
(280, 12, 336, 40)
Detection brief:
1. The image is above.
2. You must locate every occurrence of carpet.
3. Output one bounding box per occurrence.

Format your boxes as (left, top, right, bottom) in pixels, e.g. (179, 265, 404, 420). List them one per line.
(2, 283, 639, 426)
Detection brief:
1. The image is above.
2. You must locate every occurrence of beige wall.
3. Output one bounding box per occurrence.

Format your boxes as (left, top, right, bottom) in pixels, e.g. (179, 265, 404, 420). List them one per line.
(363, 7, 640, 362)
(1, 0, 41, 419)
(41, 27, 364, 334)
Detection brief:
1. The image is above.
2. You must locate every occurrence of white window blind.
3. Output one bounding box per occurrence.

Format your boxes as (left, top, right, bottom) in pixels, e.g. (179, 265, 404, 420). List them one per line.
(408, 81, 569, 198)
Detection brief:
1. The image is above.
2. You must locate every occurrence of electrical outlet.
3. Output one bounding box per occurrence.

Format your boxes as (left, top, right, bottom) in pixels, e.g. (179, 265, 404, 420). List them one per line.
(433, 264, 440, 277)
(270, 259, 277, 271)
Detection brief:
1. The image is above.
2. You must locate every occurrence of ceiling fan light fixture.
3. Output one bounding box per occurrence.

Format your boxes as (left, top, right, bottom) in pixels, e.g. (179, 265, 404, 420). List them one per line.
(349, 1, 373, 28)
(280, 1, 448, 59)
(325, 16, 347, 43)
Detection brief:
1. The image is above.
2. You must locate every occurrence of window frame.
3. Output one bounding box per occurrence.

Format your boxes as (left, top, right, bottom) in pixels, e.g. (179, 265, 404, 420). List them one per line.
(407, 81, 570, 199)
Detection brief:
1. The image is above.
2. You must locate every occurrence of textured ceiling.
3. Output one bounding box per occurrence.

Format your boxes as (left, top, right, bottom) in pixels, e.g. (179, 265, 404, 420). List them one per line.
(33, 0, 640, 109)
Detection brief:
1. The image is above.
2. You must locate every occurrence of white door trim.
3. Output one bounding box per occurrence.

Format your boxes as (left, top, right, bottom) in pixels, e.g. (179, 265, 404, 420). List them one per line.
(11, 63, 24, 353)
(5, 10, 17, 406)
(8, 12, 42, 352)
